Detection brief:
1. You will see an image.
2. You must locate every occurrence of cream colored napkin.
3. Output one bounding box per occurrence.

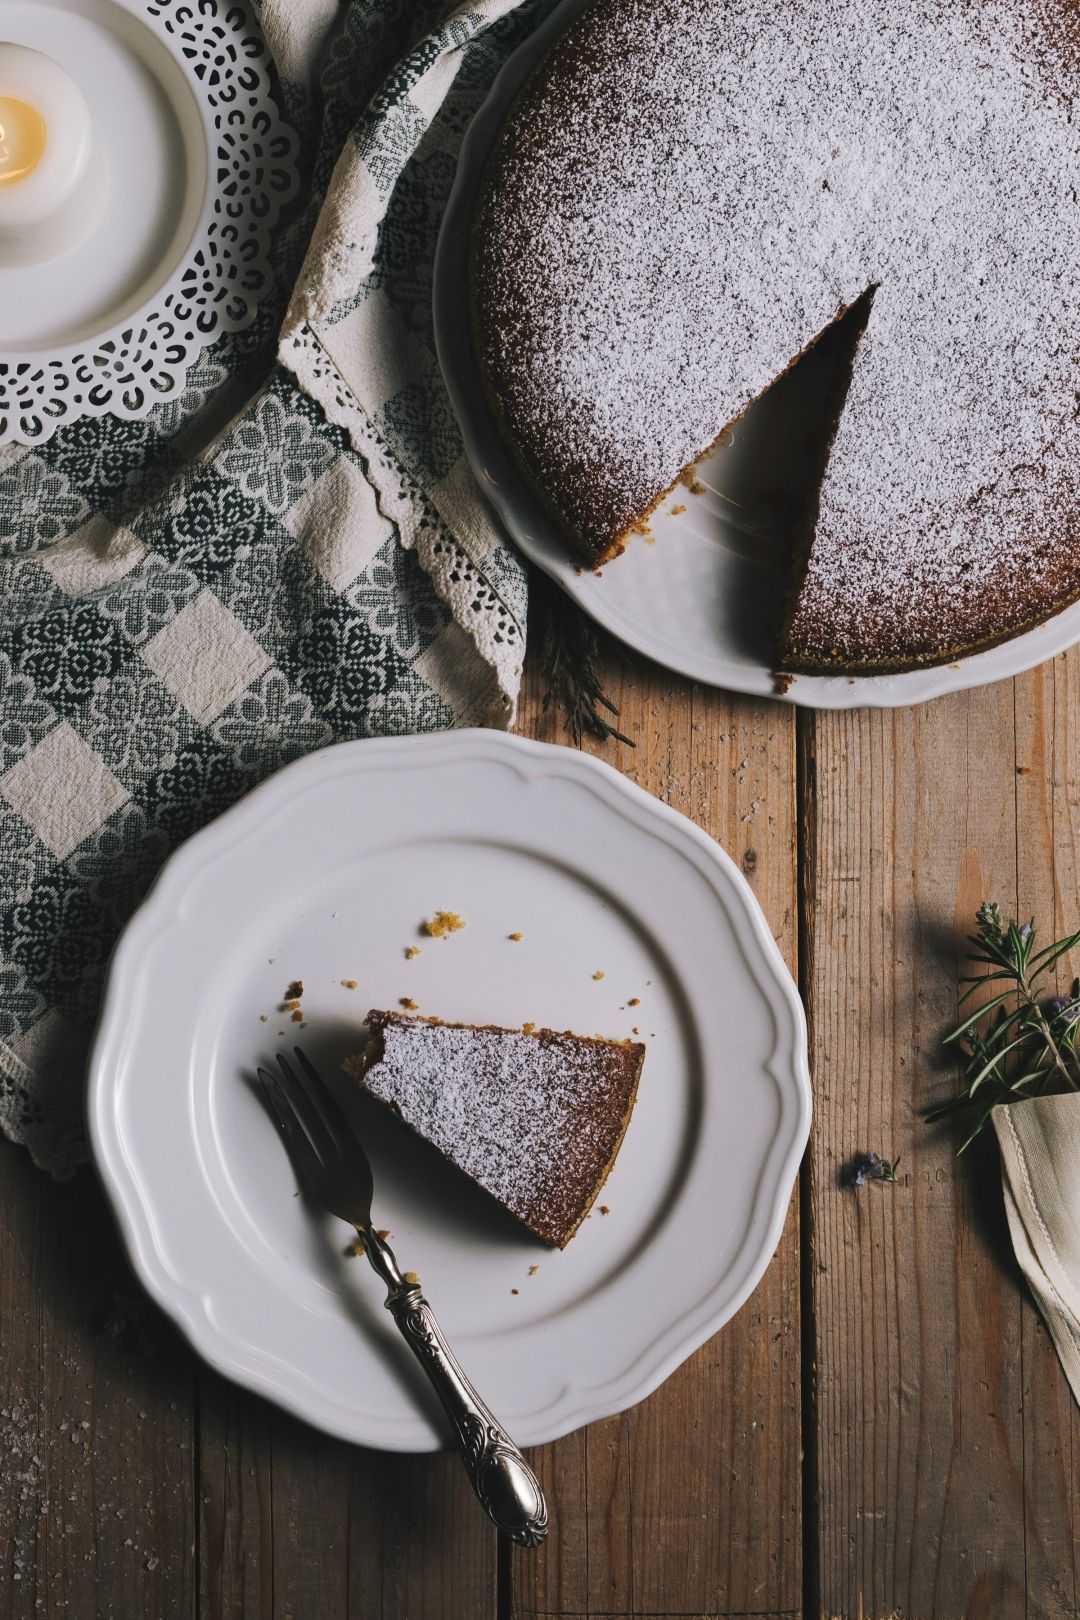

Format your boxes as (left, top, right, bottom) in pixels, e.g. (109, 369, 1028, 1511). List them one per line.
(994, 1094, 1080, 1403)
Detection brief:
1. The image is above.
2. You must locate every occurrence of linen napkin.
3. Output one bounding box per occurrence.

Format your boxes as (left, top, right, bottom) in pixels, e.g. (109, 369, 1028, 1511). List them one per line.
(0, 0, 540, 1178)
(994, 1095, 1080, 1405)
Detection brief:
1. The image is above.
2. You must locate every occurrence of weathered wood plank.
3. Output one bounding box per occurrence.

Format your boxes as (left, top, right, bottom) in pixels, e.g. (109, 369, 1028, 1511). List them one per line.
(0, 1140, 196, 1619)
(196, 1325, 499, 1620)
(1012, 656, 1080, 1620)
(807, 667, 1080, 1620)
(511, 640, 803, 1619)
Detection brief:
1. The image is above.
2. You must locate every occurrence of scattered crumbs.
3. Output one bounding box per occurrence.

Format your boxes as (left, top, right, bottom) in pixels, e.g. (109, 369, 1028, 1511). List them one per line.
(599, 1204, 610, 1215)
(341, 978, 358, 990)
(400, 996, 419, 1011)
(348, 1237, 365, 1257)
(592, 969, 605, 980)
(376, 1228, 391, 1240)
(259, 1014, 268, 1023)
(300, 1021, 309, 1030)
(632, 1026, 639, 1035)
(424, 910, 465, 938)
(268, 958, 276, 965)
(528, 1264, 540, 1275)
(285, 980, 303, 1001)
(278, 1029, 286, 1038)
(405, 945, 421, 960)
(508, 932, 524, 941)
(522, 1020, 536, 1033)
(511, 1287, 519, 1295)
(403, 1270, 421, 1285)
(290, 1009, 304, 1023)
(628, 997, 640, 1006)
(670, 502, 687, 515)
(283, 998, 301, 1012)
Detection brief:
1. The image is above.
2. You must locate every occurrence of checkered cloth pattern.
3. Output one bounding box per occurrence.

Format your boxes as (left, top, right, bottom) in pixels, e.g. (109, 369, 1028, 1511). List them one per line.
(0, 0, 539, 1176)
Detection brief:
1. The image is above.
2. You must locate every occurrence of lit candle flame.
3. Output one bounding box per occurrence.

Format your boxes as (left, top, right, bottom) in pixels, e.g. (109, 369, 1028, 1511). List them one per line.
(0, 97, 47, 185)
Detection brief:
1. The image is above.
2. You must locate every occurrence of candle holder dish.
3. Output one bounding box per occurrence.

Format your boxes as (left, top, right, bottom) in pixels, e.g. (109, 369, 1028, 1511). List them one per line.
(0, 0, 298, 445)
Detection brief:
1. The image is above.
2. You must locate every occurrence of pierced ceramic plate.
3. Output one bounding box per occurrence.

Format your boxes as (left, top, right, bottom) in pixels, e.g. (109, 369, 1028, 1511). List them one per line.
(434, 0, 1080, 710)
(88, 731, 810, 1451)
(0, 0, 298, 442)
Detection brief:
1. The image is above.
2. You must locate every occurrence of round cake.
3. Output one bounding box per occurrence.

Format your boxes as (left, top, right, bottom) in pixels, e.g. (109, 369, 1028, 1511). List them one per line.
(470, 0, 1080, 673)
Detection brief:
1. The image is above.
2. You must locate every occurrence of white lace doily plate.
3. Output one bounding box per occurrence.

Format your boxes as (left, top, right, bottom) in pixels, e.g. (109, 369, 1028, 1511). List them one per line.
(88, 731, 811, 1450)
(434, 0, 1080, 710)
(0, 0, 298, 444)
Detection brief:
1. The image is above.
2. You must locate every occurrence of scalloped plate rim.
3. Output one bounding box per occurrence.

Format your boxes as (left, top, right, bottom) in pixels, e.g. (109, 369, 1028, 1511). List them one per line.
(87, 730, 811, 1451)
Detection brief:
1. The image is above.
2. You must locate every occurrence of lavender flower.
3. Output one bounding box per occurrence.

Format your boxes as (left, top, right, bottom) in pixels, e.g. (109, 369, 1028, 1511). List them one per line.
(846, 1151, 900, 1188)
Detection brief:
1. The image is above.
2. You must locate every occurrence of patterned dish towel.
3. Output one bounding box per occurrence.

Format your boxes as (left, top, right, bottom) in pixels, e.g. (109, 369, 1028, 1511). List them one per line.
(0, 0, 539, 1177)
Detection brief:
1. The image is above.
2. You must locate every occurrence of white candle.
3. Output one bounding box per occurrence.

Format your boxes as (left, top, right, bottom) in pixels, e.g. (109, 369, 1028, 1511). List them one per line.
(0, 43, 107, 267)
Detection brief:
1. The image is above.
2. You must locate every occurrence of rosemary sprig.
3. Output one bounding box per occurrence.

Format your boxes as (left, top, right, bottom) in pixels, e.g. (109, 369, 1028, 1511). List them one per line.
(532, 568, 635, 749)
(926, 901, 1080, 1151)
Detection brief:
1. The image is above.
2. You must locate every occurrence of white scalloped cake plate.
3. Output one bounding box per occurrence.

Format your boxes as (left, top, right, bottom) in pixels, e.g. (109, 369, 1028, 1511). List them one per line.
(88, 731, 810, 1452)
(434, 0, 1080, 710)
(0, 0, 297, 441)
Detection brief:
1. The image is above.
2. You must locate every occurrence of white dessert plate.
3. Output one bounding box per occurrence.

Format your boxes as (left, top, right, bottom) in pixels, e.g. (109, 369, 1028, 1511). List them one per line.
(88, 730, 810, 1451)
(434, 0, 1080, 710)
(0, 0, 297, 442)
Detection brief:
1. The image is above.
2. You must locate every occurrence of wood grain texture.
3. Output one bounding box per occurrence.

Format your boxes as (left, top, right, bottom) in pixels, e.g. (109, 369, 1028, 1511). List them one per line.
(510, 637, 803, 1619)
(196, 1327, 497, 1620)
(0, 1138, 196, 1620)
(805, 661, 1080, 1620)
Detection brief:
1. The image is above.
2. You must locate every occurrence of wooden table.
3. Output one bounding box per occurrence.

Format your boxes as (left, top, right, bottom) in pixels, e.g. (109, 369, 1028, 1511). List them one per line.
(3, 637, 1079, 1620)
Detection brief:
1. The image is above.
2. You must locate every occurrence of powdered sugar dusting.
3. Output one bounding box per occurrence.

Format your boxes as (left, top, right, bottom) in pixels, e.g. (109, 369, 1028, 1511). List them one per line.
(475, 0, 1080, 665)
(356, 1013, 643, 1245)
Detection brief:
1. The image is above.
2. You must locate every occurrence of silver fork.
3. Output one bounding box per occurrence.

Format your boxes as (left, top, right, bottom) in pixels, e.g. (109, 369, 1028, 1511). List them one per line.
(257, 1048, 549, 1547)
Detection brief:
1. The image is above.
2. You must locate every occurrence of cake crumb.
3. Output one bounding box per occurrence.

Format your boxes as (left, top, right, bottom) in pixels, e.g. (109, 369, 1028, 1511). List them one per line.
(508, 932, 524, 941)
(285, 980, 303, 1001)
(511, 1287, 519, 1295)
(278, 1029, 286, 1037)
(670, 502, 687, 515)
(592, 970, 605, 981)
(259, 1014, 268, 1022)
(283, 998, 301, 1012)
(400, 996, 419, 1011)
(628, 997, 640, 1006)
(377, 1228, 391, 1240)
(632, 1026, 639, 1035)
(403, 1271, 421, 1286)
(405, 945, 421, 960)
(522, 1020, 536, 1033)
(290, 1009, 303, 1023)
(424, 911, 465, 938)
(528, 1264, 540, 1275)
(341, 978, 358, 990)
(268, 957, 276, 964)
(599, 1205, 610, 1215)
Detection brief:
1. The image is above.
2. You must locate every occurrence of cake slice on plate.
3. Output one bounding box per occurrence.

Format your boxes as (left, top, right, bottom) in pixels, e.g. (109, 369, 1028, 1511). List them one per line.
(345, 1010, 645, 1247)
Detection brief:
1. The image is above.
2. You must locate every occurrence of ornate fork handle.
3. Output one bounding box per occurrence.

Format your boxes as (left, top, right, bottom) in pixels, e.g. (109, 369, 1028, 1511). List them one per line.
(359, 1225, 549, 1547)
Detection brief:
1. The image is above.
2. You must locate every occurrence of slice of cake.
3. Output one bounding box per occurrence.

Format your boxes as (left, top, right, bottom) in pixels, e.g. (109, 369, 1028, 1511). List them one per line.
(345, 1010, 645, 1247)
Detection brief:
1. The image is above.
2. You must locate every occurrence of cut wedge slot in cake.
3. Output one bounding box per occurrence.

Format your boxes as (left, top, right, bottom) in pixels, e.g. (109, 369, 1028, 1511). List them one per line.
(344, 1010, 645, 1248)
(471, 0, 1080, 675)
